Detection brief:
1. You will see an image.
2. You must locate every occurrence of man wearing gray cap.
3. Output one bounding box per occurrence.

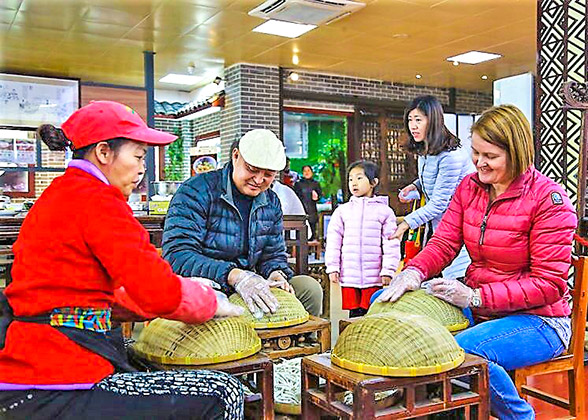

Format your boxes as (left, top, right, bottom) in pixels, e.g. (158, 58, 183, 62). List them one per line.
(162, 129, 323, 318)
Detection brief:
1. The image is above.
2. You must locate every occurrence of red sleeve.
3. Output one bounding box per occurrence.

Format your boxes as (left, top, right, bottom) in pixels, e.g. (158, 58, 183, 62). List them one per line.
(82, 188, 215, 319)
(407, 180, 466, 278)
(478, 187, 576, 312)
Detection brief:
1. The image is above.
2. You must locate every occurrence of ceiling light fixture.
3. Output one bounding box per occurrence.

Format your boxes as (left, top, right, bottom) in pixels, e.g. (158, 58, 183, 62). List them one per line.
(452, 61, 459, 66)
(446, 51, 502, 65)
(415, 74, 422, 79)
(289, 71, 300, 81)
(253, 19, 316, 38)
(481, 75, 488, 80)
(159, 74, 202, 85)
(292, 54, 299, 65)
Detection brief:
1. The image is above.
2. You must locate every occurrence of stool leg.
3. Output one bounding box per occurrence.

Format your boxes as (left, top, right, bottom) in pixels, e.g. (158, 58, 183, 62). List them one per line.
(302, 369, 321, 420)
(258, 364, 274, 420)
(353, 387, 375, 419)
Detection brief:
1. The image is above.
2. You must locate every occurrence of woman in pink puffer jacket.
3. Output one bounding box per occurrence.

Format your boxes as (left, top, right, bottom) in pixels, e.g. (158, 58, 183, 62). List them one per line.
(325, 160, 400, 317)
(377, 105, 577, 420)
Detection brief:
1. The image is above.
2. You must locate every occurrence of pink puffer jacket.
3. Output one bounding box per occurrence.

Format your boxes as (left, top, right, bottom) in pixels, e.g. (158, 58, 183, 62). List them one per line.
(408, 166, 577, 317)
(325, 195, 401, 288)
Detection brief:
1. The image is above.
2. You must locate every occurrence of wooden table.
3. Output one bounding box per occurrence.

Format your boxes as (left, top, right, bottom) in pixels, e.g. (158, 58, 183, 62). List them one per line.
(129, 349, 275, 420)
(301, 353, 489, 419)
(256, 315, 331, 360)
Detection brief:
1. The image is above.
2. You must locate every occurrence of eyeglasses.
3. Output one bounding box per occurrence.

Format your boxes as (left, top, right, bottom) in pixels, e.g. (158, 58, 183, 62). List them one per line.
(244, 161, 278, 179)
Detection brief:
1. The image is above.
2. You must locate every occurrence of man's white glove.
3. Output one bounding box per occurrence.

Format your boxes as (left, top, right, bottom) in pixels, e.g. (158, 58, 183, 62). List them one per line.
(267, 270, 295, 294)
(376, 268, 423, 303)
(234, 270, 279, 318)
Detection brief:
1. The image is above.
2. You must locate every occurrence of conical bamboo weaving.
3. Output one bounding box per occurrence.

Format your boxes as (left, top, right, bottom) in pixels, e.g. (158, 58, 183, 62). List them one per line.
(229, 288, 309, 329)
(332, 312, 465, 376)
(367, 289, 469, 332)
(133, 317, 261, 365)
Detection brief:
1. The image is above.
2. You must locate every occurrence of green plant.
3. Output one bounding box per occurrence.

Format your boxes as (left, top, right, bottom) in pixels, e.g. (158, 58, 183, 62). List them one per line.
(165, 129, 184, 181)
(315, 136, 347, 209)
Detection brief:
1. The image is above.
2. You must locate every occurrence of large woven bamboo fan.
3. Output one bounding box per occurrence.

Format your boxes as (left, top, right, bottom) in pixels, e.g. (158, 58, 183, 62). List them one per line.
(332, 312, 465, 377)
(229, 288, 309, 329)
(133, 317, 261, 365)
(367, 289, 469, 332)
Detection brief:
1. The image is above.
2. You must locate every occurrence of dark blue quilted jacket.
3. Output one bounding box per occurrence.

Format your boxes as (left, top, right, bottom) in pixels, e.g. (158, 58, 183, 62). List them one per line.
(162, 163, 293, 292)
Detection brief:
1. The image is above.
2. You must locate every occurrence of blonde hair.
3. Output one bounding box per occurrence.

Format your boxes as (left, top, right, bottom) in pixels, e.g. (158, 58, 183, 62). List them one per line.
(471, 105, 534, 179)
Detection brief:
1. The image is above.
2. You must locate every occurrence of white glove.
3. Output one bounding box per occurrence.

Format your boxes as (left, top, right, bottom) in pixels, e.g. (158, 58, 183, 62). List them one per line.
(376, 268, 423, 303)
(424, 278, 474, 309)
(214, 291, 245, 318)
(234, 271, 279, 318)
(267, 270, 295, 294)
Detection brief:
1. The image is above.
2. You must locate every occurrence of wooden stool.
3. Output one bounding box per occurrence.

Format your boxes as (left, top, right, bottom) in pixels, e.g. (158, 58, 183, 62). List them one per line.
(257, 315, 331, 360)
(301, 353, 489, 419)
(129, 349, 274, 420)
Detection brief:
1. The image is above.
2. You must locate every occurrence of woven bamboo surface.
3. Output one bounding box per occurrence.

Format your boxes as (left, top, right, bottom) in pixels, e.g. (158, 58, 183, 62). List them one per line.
(367, 289, 469, 332)
(332, 312, 465, 377)
(229, 288, 309, 329)
(133, 317, 261, 365)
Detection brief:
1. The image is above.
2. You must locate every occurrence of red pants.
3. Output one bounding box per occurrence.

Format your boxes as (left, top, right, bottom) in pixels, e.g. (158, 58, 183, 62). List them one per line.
(341, 286, 381, 310)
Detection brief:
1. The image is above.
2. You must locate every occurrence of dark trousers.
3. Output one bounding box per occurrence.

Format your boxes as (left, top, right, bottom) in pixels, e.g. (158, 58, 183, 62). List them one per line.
(0, 369, 243, 420)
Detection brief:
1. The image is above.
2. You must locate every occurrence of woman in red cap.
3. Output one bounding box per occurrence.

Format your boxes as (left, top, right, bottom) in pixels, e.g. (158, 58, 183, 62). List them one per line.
(0, 101, 244, 419)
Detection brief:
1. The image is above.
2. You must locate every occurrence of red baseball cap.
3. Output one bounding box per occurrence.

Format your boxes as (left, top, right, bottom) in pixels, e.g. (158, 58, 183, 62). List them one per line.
(61, 101, 177, 149)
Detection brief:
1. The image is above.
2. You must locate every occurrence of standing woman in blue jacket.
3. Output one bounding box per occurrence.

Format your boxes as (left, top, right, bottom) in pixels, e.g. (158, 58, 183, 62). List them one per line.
(393, 95, 475, 279)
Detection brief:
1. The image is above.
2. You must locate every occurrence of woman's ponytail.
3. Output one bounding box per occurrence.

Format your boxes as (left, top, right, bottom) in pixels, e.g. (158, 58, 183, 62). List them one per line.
(36, 124, 71, 151)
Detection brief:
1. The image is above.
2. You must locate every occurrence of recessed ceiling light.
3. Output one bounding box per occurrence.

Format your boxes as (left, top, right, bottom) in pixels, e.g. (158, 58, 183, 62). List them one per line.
(481, 75, 488, 80)
(415, 74, 422, 79)
(292, 54, 299, 65)
(159, 73, 202, 85)
(446, 51, 502, 65)
(452, 61, 459, 66)
(289, 71, 300, 81)
(253, 20, 316, 38)
(392, 33, 409, 39)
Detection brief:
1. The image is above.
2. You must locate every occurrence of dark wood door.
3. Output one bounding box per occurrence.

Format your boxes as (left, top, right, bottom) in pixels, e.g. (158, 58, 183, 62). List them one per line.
(353, 108, 417, 215)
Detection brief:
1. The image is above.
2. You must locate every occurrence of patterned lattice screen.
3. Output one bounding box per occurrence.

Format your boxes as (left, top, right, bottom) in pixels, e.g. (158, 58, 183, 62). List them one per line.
(537, 0, 587, 211)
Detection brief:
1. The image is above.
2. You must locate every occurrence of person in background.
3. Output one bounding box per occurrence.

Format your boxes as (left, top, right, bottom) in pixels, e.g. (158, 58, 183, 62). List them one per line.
(162, 129, 323, 319)
(325, 160, 400, 317)
(294, 165, 322, 241)
(0, 101, 244, 419)
(393, 95, 475, 280)
(280, 157, 299, 187)
(378, 105, 576, 420)
(272, 177, 312, 242)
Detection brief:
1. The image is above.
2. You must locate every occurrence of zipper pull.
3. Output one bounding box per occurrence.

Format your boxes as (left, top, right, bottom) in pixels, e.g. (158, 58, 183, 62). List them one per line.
(479, 215, 488, 245)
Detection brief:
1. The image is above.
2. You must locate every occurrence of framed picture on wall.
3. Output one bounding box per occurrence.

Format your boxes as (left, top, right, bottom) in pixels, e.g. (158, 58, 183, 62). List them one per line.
(0, 73, 79, 128)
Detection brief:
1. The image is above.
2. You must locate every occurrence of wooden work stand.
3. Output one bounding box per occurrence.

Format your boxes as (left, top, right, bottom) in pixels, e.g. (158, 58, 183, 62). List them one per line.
(129, 349, 274, 420)
(256, 315, 331, 360)
(301, 353, 489, 420)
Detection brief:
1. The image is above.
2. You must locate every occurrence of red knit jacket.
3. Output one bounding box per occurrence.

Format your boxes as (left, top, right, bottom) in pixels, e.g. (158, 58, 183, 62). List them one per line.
(408, 166, 577, 317)
(0, 168, 215, 385)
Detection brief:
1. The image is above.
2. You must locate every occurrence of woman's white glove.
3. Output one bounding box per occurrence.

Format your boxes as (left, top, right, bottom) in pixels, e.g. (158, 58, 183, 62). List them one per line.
(234, 270, 280, 318)
(214, 291, 245, 318)
(424, 278, 474, 309)
(376, 268, 423, 303)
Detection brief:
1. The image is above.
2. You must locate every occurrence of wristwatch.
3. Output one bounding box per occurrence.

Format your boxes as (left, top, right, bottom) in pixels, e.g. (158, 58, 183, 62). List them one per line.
(470, 288, 482, 308)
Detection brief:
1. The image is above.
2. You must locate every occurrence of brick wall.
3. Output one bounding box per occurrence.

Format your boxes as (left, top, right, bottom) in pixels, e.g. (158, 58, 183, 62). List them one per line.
(282, 70, 492, 114)
(193, 112, 221, 140)
(220, 64, 280, 163)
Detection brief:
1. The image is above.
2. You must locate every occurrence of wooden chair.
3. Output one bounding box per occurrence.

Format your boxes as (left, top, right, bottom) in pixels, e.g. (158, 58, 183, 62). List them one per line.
(514, 255, 588, 418)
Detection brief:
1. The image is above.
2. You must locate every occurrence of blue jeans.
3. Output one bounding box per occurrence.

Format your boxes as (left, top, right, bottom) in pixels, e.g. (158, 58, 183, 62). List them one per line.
(456, 315, 565, 420)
